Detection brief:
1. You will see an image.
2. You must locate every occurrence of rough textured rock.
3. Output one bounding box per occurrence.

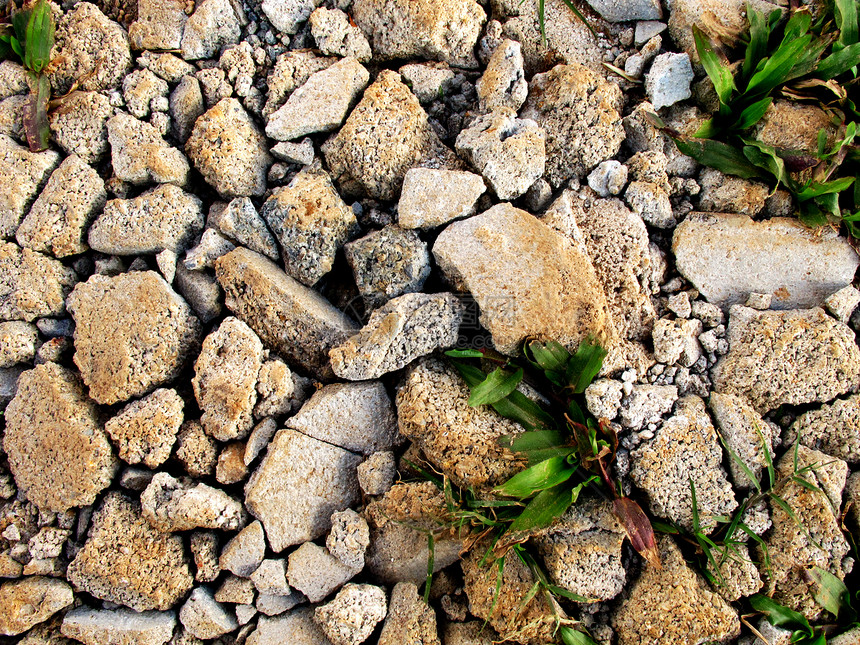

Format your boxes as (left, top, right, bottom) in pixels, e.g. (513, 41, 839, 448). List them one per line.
(0, 320, 37, 367)
(585, 0, 661, 21)
(170, 75, 205, 143)
(263, 51, 336, 117)
(106, 388, 184, 468)
(327, 509, 370, 571)
(212, 197, 280, 261)
(261, 0, 320, 35)
(180, 0, 242, 60)
(314, 583, 387, 645)
(351, 0, 485, 68)
(141, 472, 244, 532)
(67, 271, 201, 405)
(378, 582, 439, 645)
(365, 481, 464, 584)
(49, 91, 112, 164)
(176, 421, 218, 478)
(462, 542, 560, 644)
(4, 363, 117, 512)
(652, 317, 702, 367)
(245, 429, 361, 552)
(183, 229, 235, 270)
(476, 38, 526, 113)
(287, 542, 356, 602)
(253, 361, 300, 419)
(68, 492, 194, 611)
(455, 108, 545, 200)
(215, 248, 357, 379)
(322, 70, 458, 201)
(16, 155, 105, 258)
(89, 185, 204, 255)
(0, 135, 60, 239)
(266, 57, 369, 141)
(330, 293, 464, 380)
(706, 543, 763, 602)
(186, 98, 272, 197)
(129, 0, 188, 50)
(357, 451, 397, 497)
(344, 225, 430, 310)
(534, 498, 627, 601)
(754, 100, 836, 154)
(397, 168, 486, 230)
(0, 577, 74, 636)
(712, 305, 860, 413)
(193, 317, 264, 441)
(520, 63, 624, 187)
(0, 242, 77, 321)
(646, 52, 694, 110)
(247, 609, 333, 645)
(179, 587, 238, 639)
(612, 536, 741, 645)
(433, 203, 611, 355)
(674, 213, 859, 310)
(542, 190, 657, 372)
(262, 166, 359, 286)
(219, 520, 266, 577)
(122, 69, 169, 119)
(587, 160, 628, 197)
(399, 62, 455, 103)
(60, 607, 177, 645)
(396, 358, 524, 489)
(698, 169, 769, 216)
(287, 382, 400, 455)
(631, 396, 737, 531)
(787, 394, 860, 463)
(625, 180, 674, 228)
(709, 392, 777, 490)
(310, 8, 372, 61)
(49, 2, 133, 94)
(107, 113, 190, 186)
(761, 446, 851, 618)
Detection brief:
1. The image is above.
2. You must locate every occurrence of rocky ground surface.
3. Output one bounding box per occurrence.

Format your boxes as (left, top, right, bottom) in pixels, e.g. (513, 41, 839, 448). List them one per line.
(0, 0, 859, 643)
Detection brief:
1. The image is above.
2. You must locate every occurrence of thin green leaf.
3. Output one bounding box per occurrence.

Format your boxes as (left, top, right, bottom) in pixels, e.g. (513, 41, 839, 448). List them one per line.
(493, 456, 575, 498)
(673, 137, 767, 180)
(24, 72, 50, 152)
(444, 349, 484, 358)
(423, 532, 435, 604)
(818, 128, 828, 158)
(719, 433, 762, 492)
(798, 202, 830, 228)
(808, 565, 852, 619)
(817, 41, 860, 79)
(565, 339, 607, 394)
(733, 97, 772, 131)
(537, 0, 546, 47)
(741, 138, 791, 186)
(781, 9, 812, 44)
(559, 626, 599, 645)
(9, 35, 22, 59)
(746, 34, 819, 96)
(548, 585, 595, 603)
(797, 176, 855, 201)
(526, 339, 569, 373)
(750, 593, 814, 634)
(24, 0, 53, 75)
(836, 0, 859, 49)
(690, 477, 702, 534)
(694, 25, 735, 104)
(754, 422, 775, 489)
(491, 389, 556, 431)
(469, 367, 524, 407)
(650, 519, 680, 534)
(743, 5, 778, 81)
(12, 9, 31, 44)
(506, 483, 574, 534)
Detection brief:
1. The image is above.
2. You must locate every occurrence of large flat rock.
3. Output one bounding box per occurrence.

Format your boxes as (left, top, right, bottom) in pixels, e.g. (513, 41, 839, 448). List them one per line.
(432, 202, 611, 354)
(673, 212, 859, 309)
(245, 428, 361, 552)
(712, 305, 860, 413)
(214, 247, 357, 379)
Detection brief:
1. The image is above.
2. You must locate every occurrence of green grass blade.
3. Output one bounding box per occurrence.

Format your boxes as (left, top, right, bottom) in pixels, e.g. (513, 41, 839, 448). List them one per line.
(468, 367, 524, 407)
(525, 339, 569, 373)
(492, 389, 556, 431)
(538, 0, 546, 47)
(835, 0, 859, 49)
(782, 9, 812, 44)
(690, 477, 702, 533)
(423, 532, 435, 604)
(808, 565, 852, 619)
(733, 97, 772, 131)
(24, 0, 54, 75)
(817, 41, 860, 79)
(493, 456, 575, 498)
(750, 593, 814, 634)
(693, 25, 735, 104)
(565, 339, 607, 394)
(507, 482, 574, 534)
(12, 9, 31, 45)
(445, 349, 484, 359)
(798, 176, 856, 200)
(746, 34, 815, 96)
(559, 626, 599, 645)
(718, 434, 762, 492)
(673, 137, 768, 180)
(741, 138, 790, 186)
(743, 4, 778, 80)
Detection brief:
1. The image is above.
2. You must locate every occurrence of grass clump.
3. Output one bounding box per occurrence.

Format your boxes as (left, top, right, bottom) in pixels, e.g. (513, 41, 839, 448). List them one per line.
(652, 0, 860, 237)
(0, 0, 55, 151)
